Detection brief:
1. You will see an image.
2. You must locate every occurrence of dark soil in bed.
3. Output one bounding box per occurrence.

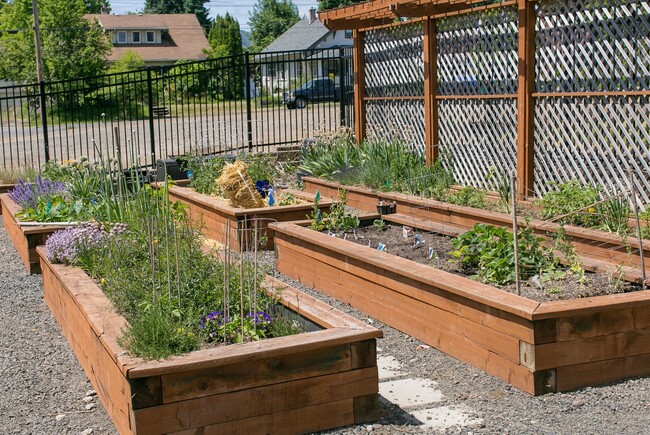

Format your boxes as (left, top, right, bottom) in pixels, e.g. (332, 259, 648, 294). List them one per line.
(328, 222, 640, 303)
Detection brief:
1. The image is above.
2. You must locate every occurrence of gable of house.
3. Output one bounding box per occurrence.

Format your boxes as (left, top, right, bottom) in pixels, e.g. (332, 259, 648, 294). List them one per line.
(85, 14, 209, 66)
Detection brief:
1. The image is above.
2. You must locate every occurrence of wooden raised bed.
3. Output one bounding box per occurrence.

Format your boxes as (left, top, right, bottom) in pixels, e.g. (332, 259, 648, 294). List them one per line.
(161, 182, 333, 251)
(1, 193, 66, 274)
(302, 177, 650, 283)
(271, 221, 650, 395)
(0, 184, 15, 214)
(38, 246, 381, 434)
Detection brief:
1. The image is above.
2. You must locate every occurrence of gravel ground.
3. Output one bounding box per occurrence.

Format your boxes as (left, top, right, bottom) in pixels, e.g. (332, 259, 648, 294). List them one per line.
(2, 215, 650, 434)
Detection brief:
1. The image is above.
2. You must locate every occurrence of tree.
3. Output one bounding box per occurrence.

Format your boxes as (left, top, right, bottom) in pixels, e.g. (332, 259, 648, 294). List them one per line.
(248, 0, 299, 52)
(144, 0, 211, 31)
(85, 0, 110, 13)
(107, 51, 145, 73)
(206, 14, 244, 99)
(317, 0, 361, 11)
(0, 0, 111, 83)
(207, 13, 243, 59)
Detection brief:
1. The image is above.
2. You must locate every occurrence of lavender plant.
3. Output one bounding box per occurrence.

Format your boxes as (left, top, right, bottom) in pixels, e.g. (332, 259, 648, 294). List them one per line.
(45, 222, 128, 264)
(9, 176, 67, 209)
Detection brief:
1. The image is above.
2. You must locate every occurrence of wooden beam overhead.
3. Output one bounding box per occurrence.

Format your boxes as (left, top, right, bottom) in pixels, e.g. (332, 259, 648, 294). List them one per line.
(321, 0, 509, 30)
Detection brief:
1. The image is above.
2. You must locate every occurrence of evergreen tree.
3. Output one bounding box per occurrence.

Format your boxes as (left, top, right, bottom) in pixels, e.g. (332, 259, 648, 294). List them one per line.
(207, 14, 244, 100)
(0, 0, 111, 83)
(248, 0, 299, 52)
(144, 0, 211, 31)
(207, 13, 243, 58)
(85, 0, 110, 14)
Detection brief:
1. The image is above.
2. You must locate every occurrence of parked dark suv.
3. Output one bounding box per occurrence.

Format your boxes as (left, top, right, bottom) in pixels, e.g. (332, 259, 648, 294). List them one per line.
(284, 77, 340, 109)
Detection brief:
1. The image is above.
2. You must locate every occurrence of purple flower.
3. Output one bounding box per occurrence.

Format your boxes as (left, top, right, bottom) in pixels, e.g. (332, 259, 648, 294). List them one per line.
(199, 311, 228, 329)
(9, 176, 67, 209)
(45, 222, 128, 264)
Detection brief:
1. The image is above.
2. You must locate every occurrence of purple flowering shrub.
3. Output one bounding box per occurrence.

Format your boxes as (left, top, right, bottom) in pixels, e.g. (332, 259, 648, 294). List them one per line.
(9, 176, 67, 210)
(45, 222, 128, 264)
(199, 310, 272, 343)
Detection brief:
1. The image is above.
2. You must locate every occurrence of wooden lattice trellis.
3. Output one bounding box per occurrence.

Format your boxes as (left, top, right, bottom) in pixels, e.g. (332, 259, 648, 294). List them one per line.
(437, 7, 519, 188)
(328, 0, 650, 204)
(364, 23, 425, 150)
(534, 0, 650, 206)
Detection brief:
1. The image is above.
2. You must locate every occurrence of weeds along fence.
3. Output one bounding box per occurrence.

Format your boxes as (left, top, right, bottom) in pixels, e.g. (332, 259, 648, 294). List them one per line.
(333, 0, 650, 208)
(0, 48, 354, 170)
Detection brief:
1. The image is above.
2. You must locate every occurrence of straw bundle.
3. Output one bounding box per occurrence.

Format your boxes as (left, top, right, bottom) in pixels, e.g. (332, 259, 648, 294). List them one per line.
(216, 160, 265, 208)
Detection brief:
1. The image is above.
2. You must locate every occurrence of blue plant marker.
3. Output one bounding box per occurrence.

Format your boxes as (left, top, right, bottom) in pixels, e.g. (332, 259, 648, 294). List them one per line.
(187, 170, 193, 179)
(428, 247, 434, 259)
(377, 243, 386, 252)
(316, 210, 322, 221)
(268, 188, 275, 206)
(315, 190, 321, 202)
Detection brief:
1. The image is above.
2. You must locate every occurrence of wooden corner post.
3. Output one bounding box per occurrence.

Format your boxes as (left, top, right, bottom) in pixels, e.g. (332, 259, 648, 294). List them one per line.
(423, 18, 439, 166)
(353, 30, 367, 145)
(516, 0, 536, 198)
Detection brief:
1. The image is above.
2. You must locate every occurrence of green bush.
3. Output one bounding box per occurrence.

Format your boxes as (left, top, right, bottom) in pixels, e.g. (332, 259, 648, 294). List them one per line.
(450, 223, 553, 285)
(536, 181, 601, 227)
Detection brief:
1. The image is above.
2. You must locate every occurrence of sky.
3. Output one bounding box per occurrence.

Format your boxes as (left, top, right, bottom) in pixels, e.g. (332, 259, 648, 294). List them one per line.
(109, 1, 320, 30)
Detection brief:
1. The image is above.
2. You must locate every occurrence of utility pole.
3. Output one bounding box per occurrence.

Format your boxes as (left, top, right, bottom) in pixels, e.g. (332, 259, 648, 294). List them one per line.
(32, 0, 44, 82)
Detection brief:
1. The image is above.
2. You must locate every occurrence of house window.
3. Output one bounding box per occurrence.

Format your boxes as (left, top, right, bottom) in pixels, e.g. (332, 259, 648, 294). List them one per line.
(344, 30, 353, 38)
(132, 31, 141, 43)
(146, 31, 155, 43)
(117, 31, 127, 44)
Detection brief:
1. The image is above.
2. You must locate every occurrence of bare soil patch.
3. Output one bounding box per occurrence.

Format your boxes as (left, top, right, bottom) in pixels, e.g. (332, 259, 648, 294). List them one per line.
(330, 222, 640, 302)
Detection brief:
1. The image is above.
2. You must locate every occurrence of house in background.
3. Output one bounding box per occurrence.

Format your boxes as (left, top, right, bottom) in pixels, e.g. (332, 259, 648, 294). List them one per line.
(84, 14, 210, 67)
(259, 8, 353, 91)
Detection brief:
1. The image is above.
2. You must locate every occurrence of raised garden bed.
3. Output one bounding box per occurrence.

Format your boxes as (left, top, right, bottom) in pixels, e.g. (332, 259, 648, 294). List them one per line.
(271, 221, 650, 395)
(0, 184, 16, 215)
(1, 193, 66, 274)
(38, 246, 382, 434)
(159, 182, 333, 251)
(302, 177, 650, 283)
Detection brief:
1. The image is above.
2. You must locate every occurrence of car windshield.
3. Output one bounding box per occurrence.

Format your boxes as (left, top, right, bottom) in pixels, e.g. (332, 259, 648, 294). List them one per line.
(300, 80, 317, 90)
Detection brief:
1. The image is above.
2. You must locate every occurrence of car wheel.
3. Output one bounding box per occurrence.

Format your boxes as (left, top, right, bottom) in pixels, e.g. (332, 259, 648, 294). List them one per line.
(295, 97, 307, 109)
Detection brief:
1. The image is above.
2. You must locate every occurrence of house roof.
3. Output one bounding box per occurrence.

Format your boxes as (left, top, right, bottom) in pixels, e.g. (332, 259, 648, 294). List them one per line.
(261, 19, 331, 53)
(85, 14, 209, 63)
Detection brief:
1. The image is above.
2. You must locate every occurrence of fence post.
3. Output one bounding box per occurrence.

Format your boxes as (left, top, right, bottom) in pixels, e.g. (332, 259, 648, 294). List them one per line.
(146, 67, 156, 167)
(244, 52, 253, 152)
(352, 30, 366, 144)
(39, 80, 50, 163)
(338, 47, 346, 128)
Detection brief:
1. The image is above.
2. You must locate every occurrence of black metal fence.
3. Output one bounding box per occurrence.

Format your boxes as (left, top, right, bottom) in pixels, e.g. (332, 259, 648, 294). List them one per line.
(0, 48, 354, 169)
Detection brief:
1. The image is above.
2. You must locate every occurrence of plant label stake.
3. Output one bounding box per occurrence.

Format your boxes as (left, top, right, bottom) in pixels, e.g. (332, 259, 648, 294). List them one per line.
(377, 243, 386, 252)
(511, 172, 521, 296)
(413, 234, 425, 249)
(428, 246, 434, 259)
(402, 226, 412, 238)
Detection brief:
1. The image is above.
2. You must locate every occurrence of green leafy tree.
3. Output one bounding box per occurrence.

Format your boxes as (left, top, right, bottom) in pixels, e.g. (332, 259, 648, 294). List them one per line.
(85, 0, 110, 13)
(207, 13, 242, 58)
(317, 0, 361, 11)
(0, 0, 111, 83)
(206, 13, 244, 99)
(144, 0, 211, 31)
(248, 0, 299, 52)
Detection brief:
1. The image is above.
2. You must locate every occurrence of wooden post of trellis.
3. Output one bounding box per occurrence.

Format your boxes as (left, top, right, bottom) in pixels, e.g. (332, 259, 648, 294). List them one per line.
(353, 30, 367, 144)
(516, 0, 536, 198)
(423, 18, 439, 166)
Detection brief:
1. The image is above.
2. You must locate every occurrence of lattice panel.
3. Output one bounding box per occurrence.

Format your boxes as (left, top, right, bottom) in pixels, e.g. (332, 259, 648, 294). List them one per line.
(366, 100, 425, 153)
(364, 23, 424, 97)
(534, 96, 650, 207)
(536, 0, 650, 92)
(439, 99, 518, 188)
(437, 7, 519, 95)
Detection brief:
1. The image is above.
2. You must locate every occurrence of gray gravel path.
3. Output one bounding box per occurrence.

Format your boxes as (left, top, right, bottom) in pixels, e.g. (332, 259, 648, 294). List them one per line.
(2, 215, 650, 434)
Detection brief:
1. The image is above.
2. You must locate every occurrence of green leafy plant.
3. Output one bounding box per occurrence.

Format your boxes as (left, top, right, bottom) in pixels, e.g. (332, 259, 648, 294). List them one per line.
(536, 181, 601, 227)
(450, 223, 552, 285)
(184, 156, 227, 195)
(373, 219, 386, 231)
(487, 168, 511, 213)
(445, 186, 487, 209)
(308, 190, 359, 233)
(595, 196, 630, 235)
